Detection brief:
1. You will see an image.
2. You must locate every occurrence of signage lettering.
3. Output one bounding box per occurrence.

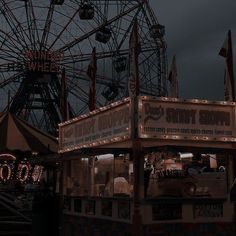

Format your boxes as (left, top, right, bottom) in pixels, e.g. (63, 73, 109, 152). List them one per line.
(194, 203, 223, 218)
(199, 110, 230, 126)
(25, 50, 64, 61)
(144, 103, 231, 126)
(140, 99, 235, 140)
(166, 108, 196, 124)
(59, 101, 131, 152)
(75, 119, 96, 137)
(98, 107, 129, 131)
(144, 104, 164, 124)
(24, 50, 64, 73)
(143, 102, 232, 126)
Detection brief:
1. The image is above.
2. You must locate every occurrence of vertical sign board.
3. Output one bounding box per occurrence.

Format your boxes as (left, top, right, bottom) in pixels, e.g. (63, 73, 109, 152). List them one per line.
(59, 99, 131, 153)
(138, 97, 236, 141)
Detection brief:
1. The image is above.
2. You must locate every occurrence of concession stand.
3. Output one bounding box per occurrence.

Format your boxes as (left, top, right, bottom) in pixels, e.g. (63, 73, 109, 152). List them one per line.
(58, 96, 236, 236)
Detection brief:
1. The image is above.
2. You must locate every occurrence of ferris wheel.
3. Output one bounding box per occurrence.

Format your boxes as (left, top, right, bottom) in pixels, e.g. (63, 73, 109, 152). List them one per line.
(0, 0, 167, 134)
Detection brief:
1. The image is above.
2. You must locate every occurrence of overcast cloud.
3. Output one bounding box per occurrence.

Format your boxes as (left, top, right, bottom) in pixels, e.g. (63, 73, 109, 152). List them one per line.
(149, 0, 236, 100)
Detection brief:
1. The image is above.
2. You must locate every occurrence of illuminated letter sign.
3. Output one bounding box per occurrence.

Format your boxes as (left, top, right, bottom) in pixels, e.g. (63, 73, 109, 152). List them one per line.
(25, 50, 64, 73)
(0, 163, 12, 182)
(59, 99, 131, 152)
(17, 163, 31, 183)
(139, 97, 236, 141)
(31, 165, 44, 183)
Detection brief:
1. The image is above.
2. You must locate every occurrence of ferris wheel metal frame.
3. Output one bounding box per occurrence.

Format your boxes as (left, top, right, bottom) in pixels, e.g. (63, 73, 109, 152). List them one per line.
(0, 0, 167, 134)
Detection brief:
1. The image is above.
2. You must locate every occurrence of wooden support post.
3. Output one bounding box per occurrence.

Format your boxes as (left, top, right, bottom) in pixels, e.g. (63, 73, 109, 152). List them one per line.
(87, 157, 95, 196)
(132, 138, 144, 236)
(58, 158, 64, 236)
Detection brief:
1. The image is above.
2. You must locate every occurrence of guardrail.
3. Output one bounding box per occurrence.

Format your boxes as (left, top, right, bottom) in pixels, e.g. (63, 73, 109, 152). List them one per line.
(63, 196, 132, 223)
(62, 195, 232, 224)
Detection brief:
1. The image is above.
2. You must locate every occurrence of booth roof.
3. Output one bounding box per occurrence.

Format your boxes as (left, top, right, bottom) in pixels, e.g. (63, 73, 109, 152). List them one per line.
(0, 112, 58, 154)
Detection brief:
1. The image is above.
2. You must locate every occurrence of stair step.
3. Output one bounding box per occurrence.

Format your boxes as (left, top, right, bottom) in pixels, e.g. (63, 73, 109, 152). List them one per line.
(0, 221, 32, 232)
(0, 231, 31, 236)
(0, 216, 23, 220)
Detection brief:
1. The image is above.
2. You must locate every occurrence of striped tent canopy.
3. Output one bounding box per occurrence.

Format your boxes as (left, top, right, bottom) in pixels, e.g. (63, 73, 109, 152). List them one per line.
(0, 112, 58, 154)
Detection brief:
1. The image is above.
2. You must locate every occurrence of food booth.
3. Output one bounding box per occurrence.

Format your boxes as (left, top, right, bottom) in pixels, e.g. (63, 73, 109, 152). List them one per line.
(58, 96, 236, 236)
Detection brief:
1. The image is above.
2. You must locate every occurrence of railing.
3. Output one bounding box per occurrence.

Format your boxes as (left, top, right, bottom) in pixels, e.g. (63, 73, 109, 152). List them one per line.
(63, 196, 132, 223)
(63, 195, 232, 224)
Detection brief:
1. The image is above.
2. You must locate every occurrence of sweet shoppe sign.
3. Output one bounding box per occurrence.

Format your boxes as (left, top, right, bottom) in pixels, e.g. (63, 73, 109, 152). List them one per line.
(59, 99, 131, 152)
(139, 97, 236, 141)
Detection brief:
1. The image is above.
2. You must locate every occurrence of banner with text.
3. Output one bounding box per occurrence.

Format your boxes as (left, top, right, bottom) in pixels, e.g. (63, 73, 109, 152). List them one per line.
(59, 100, 131, 152)
(139, 97, 236, 140)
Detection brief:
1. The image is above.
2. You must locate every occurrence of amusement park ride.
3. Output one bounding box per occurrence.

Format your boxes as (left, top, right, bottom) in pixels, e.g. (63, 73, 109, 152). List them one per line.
(0, 0, 167, 135)
(2, 3, 236, 236)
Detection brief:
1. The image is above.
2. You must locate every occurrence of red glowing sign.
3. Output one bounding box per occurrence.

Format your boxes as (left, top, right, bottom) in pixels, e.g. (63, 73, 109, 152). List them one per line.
(24, 50, 64, 73)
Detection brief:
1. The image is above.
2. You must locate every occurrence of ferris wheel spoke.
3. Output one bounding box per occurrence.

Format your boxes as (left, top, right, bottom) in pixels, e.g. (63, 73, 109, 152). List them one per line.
(0, 0, 31, 50)
(57, 2, 142, 53)
(9, 78, 29, 114)
(0, 72, 23, 88)
(48, 8, 81, 50)
(140, 5, 166, 48)
(140, 6, 153, 32)
(116, 8, 141, 51)
(76, 103, 88, 115)
(69, 89, 88, 106)
(69, 90, 103, 114)
(67, 79, 88, 102)
(68, 88, 91, 113)
(0, 63, 21, 74)
(40, 2, 55, 49)
(0, 52, 20, 64)
(144, 1, 159, 26)
(62, 46, 160, 88)
(61, 49, 129, 66)
(42, 84, 61, 126)
(0, 33, 23, 56)
(103, 0, 109, 21)
(24, 0, 39, 50)
(29, 110, 41, 130)
(0, 44, 24, 71)
(0, 30, 28, 55)
(29, 1, 41, 49)
(139, 14, 149, 38)
(0, 34, 26, 60)
(24, 2, 33, 48)
(67, 77, 103, 108)
(65, 66, 124, 89)
(0, 45, 23, 61)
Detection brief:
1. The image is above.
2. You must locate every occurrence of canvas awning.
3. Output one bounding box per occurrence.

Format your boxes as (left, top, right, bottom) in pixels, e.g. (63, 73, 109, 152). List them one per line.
(0, 112, 58, 154)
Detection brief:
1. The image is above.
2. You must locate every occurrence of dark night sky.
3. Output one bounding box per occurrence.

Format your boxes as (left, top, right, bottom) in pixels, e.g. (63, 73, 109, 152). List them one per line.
(150, 0, 236, 101)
